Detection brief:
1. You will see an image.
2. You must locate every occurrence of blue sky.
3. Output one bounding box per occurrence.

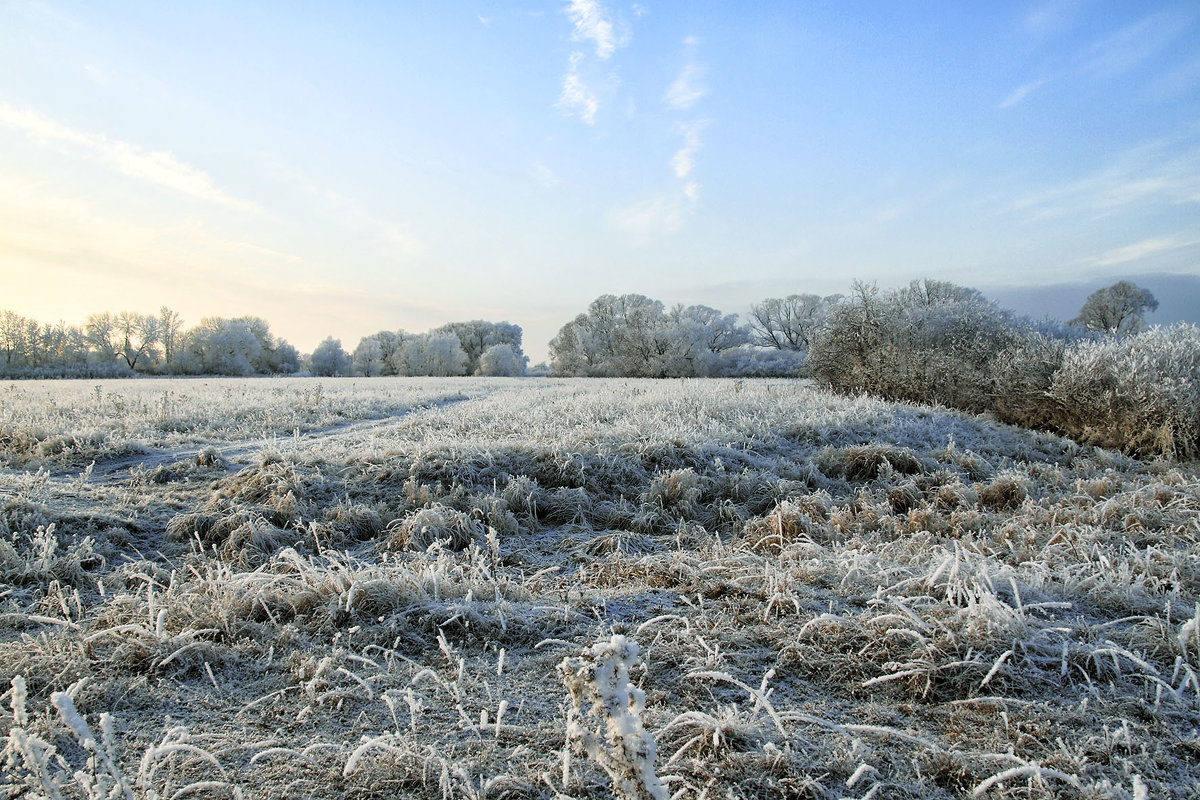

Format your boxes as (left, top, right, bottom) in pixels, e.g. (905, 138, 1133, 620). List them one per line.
(2, 1, 1198, 362)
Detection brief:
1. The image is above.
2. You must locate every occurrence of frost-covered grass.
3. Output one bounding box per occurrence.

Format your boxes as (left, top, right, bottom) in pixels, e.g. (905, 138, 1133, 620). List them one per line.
(0, 377, 498, 469)
(2, 377, 1198, 799)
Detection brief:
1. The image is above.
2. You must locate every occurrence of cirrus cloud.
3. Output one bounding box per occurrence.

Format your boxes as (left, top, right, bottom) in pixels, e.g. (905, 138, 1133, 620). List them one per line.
(0, 101, 258, 213)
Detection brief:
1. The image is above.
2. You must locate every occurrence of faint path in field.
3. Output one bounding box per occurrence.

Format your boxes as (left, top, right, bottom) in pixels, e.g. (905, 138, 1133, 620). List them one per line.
(1, 394, 472, 489)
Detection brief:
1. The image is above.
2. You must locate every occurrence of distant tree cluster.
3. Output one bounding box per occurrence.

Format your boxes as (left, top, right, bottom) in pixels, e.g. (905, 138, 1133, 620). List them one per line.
(548, 294, 804, 377)
(335, 320, 528, 378)
(0, 308, 299, 377)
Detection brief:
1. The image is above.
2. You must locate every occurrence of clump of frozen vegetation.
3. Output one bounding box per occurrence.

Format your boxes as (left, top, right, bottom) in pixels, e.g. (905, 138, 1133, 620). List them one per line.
(560, 635, 667, 800)
(1, 376, 1197, 798)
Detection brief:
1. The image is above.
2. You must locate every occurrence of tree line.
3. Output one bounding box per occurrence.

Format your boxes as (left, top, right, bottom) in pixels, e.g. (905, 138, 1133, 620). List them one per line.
(1, 278, 1191, 456)
(0, 309, 300, 377)
(0, 310, 530, 379)
(0, 278, 1162, 380)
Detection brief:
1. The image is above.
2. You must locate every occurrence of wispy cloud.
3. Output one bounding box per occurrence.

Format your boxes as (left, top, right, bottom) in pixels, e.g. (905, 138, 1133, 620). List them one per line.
(531, 162, 561, 189)
(1148, 55, 1200, 101)
(1023, 0, 1081, 39)
(665, 36, 706, 110)
(998, 77, 1049, 109)
(558, 51, 600, 125)
(1078, 232, 1200, 268)
(659, 37, 709, 218)
(670, 121, 707, 179)
(323, 190, 424, 256)
(1082, 9, 1191, 80)
(1011, 135, 1200, 220)
(557, 0, 631, 125)
(565, 0, 622, 59)
(0, 101, 258, 212)
(609, 183, 699, 238)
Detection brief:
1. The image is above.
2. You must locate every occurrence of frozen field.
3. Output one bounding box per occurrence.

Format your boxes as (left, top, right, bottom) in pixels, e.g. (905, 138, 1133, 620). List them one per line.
(2, 377, 1199, 799)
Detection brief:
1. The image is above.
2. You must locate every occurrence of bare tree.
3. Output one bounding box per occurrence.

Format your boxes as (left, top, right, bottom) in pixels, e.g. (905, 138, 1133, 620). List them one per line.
(1071, 280, 1158, 335)
(113, 312, 161, 370)
(0, 310, 33, 367)
(158, 307, 183, 372)
(747, 294, 825, 351)
(84, 312, 119, 364)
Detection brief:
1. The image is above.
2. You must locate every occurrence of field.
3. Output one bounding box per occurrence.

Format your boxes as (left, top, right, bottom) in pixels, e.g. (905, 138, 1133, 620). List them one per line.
(2, 376, 1199, 799)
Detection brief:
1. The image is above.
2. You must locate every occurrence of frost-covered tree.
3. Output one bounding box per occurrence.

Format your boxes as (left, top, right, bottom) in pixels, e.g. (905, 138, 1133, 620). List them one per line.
(0, 313, 90, 374)
(892, 278, 985, 308)
(352, 330, 409, 376)
(396, 334, 468, 376)
(1071, 280, 1159, 335)
(352, 336, 385, 376)
(673, 305, 748, 355)
(651, 305, 750, 377)
(176, 316, 295, 375)
(83, 310, 161, 370)
(271, 340, 302, 374)
(158, 307, 184, 373)
(747, 294, 829, 351)
(35, 321, 87, 370)
(551, 295, 754, 377)
(433, 320, 524, 375)
(550, 294, 659, 377)
(309, 337, 351, 376)
(113, 311, 161, 370)
(549, 315, 604, 376)
(0, 310, 36, 368)
(718, 345, 808, 377)
(84, 312, 119, 365)
(477, 343, 528, 376)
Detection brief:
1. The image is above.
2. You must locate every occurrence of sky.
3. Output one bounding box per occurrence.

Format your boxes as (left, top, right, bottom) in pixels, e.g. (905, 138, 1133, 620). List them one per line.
(2, 1, 1199, 363)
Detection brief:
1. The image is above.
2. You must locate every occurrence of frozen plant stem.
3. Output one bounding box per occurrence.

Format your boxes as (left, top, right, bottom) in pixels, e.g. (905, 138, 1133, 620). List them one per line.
(559, 634, 667, 800)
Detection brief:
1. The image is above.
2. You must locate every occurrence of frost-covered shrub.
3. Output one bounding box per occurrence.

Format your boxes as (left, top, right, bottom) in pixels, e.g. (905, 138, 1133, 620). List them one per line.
(714, 346, 808, 378)
(1049, 324, 1200, 459)
(742, 495, 832, 552)
(0, 524, 103, 587)
(549, 295, 750, 377)
(978, 472, 1028, 510)
(809, 280, 1030, 413)
(323, 501, 383, 540)
(989, 329, 1070, 431)
(817, 444, 926, 481)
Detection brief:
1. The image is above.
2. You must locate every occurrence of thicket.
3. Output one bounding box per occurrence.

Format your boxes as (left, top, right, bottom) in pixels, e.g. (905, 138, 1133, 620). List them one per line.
(806, 280, 1198, 460)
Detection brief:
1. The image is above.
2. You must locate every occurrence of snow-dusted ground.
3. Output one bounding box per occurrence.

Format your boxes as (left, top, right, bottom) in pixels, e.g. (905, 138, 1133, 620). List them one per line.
(2, 377, 1198, 799)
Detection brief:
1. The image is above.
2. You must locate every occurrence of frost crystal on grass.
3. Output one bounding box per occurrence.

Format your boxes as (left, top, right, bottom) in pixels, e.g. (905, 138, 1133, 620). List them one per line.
(559, 634, 667, 800)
